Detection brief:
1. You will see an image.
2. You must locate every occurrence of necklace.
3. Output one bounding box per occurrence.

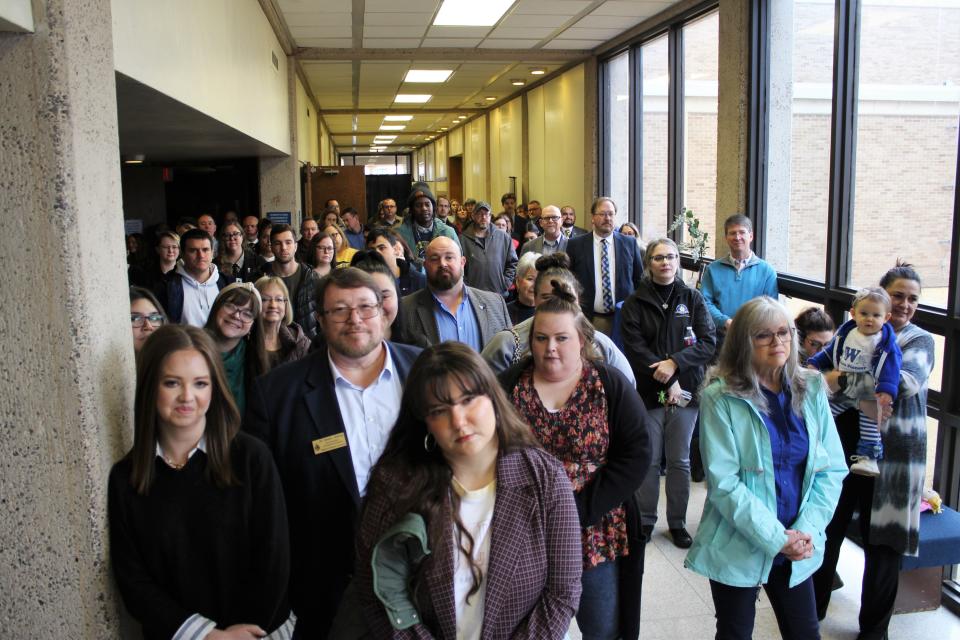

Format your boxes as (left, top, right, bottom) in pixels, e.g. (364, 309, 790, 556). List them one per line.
(653, 282, 675, 310)
(160, 436, 203, 470)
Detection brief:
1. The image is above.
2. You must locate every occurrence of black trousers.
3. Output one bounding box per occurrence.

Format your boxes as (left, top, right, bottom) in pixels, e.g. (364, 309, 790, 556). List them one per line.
(812, 409, 901, 639)
(710, 563, 820, 640)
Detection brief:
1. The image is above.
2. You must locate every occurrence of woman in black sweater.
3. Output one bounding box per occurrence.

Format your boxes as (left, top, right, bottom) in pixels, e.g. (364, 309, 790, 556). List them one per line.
(108, 324, 292, 640)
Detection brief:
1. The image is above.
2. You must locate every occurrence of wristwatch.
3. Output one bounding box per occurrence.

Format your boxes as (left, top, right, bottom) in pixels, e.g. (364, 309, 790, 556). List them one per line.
(837, 373, 848, 392)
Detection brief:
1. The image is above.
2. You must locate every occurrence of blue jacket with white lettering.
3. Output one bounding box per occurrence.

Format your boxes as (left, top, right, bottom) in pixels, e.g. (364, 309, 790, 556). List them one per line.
(808, 318, 902, 399)
(619, 277, 717, 409)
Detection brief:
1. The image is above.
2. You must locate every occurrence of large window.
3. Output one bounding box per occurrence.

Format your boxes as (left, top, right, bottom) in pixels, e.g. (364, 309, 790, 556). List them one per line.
(604, 51, 631, 228)
(599, 6, 719, 247)
(763, 0, 835, 280)
(340, 154, 412, 176)
(849, 1, 959, 306)
(682, 11, 719, 257)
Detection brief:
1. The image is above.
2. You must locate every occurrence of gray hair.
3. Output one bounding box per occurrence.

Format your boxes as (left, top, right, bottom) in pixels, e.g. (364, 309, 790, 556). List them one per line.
(642, 237, 679, 280)
(516, 251, 542, 282)
(703, 296, 812, 415)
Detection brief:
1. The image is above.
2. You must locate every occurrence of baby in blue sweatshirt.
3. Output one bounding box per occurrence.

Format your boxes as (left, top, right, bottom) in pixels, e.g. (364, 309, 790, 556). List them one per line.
(809, 287, 902, 477)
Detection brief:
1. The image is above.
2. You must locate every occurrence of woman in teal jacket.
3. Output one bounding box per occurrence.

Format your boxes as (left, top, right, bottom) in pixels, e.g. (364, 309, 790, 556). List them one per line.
(685, 297, 847, 640)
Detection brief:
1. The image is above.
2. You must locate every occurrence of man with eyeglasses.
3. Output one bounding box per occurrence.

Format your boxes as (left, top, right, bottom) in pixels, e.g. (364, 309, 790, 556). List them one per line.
(566, 196, 644, 335)
(520, 205, 568, 256)
(245, 267, 421, 639)
(155, 228, 234, 327)
(402, 236, 511, 351)
(374, 198, 401, 228)
(701, 213, 779, 336)
(259, 223, 321, 339)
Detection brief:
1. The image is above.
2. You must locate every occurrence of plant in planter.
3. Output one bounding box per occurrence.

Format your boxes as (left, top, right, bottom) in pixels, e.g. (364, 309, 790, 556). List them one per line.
(667, 208, 710, 288)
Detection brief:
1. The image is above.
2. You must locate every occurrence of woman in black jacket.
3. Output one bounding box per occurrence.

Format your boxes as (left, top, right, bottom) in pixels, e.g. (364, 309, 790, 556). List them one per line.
(620, 237, 716, 549)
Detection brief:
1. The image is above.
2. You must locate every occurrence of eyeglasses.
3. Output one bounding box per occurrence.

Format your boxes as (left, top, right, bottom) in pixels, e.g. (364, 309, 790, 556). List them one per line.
(593, 212, 616, 218)
(541, 216, 561, 222)
(261, 296, 287, 305)
(803, 337, 827, 351)
(223, 302, 255, 322)
(317, 245, 335, 253)
(223, 232, 242, 239)
(650, 253, 678, 263)
(323, 303, 381, 323)
(131, 313, 165, 328)
(752, 328, 794, 346)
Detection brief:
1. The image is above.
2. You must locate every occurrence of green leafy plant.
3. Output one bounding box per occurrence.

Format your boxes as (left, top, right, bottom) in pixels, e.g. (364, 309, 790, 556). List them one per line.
(667, 208, 710, 263)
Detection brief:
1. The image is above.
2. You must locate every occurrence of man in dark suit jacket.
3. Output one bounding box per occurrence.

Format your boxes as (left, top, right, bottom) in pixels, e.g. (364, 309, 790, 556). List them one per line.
(566, 197, 644, 334)
(560, 205, 589, 238)
(402, 236, 511, 351)
(245, 267, 421, 639)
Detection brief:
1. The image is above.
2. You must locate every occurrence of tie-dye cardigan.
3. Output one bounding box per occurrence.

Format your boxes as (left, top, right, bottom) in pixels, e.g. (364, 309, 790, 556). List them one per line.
(868, 322, 935, 556)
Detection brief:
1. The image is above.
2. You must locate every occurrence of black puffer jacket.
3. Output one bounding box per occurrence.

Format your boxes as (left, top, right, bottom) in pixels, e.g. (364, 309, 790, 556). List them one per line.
(620, 278, 716, 409)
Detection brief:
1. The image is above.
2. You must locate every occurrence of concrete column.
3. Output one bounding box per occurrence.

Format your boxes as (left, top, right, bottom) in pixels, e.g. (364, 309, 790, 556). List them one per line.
(764, 0, 795, 269)
(715, 0, 751, 256)
(0, 0, 132, 636)
(259, 57, 301, 227)
(583, 56, 600, 228)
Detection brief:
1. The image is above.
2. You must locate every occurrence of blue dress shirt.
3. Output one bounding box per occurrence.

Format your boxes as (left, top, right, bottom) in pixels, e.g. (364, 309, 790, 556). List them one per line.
(432, 291, 482, 351)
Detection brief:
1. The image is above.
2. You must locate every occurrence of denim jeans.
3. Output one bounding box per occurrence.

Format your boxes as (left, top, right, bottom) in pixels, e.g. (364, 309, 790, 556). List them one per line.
(576, 559, 620, 640)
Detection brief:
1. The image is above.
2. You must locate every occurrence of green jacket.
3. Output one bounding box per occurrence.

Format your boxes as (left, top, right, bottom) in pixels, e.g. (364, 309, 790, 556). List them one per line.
(684, 372, 847, 588)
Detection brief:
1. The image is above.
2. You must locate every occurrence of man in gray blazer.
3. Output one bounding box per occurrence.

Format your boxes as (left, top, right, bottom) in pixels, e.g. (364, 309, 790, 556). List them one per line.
(401, 236, 511, 351)
(520, 204, 568, 256)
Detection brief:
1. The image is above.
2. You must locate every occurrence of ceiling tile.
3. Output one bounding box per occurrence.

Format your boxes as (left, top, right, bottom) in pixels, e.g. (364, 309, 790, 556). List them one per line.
(296, 37, 355, 47)
(282, 11, 353, 27)
(575, 13, 645, 29)
(421, 37, 483, 47)
(590, 1, 671, 17)
(279, 0, 352, 11)
(541, 38, 603, 49)
(498, 13, 572, 28)
(364, 25, 427, 38)
(488, 25, 555, 39)
(513, 0, 592, 15)
(364, 12, 436, 26)
(365, 0, 439, 12)
(558, 26, 624, 39)
(478, 39, 527, 49)
(290, 26, 352, 39)
(363, 38, 424, 48)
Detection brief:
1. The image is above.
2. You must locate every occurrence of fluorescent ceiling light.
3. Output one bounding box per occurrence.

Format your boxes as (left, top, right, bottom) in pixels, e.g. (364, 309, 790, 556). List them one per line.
(485, 96, 497, 101)
(434, 0, 512, 26)
(374, 135, 397, 141)
(394, 94, 432, 103)
(530, 68, 546, 75)
(511, 79, 525, 86)
(379, 125, 406, 131)
(383, 115, 414, 121)
(404, 69, 453, 83)
(440, 127, 448, 131)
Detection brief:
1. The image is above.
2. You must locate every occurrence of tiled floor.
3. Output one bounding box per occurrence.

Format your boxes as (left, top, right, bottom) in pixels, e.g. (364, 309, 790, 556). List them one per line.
(569, 480, 960, 639)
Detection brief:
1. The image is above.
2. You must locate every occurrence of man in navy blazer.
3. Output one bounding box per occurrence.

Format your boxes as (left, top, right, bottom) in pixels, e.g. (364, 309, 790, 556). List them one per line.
(245, 267, 421, 639)
(566, 197, 644, 334)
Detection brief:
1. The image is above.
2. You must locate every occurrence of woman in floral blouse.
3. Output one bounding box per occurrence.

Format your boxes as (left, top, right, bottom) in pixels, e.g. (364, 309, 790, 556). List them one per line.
(499, 279, 651, 640)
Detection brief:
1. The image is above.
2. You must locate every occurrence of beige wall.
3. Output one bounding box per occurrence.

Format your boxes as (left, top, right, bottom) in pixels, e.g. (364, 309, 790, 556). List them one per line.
(528, 64, 586, 220)
(112, 0, 290, 154)
(464, 116, 488, 202)
(296, 76, 319, 166)
(488, 97, 524, 205)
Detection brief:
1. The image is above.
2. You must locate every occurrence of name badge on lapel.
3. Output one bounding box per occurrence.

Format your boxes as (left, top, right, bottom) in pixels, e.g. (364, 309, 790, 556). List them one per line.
(312, 433, 347, 455)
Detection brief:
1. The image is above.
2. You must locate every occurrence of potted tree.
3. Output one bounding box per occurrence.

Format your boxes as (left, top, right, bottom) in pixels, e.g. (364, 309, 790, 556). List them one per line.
(667, 208, 710, 288)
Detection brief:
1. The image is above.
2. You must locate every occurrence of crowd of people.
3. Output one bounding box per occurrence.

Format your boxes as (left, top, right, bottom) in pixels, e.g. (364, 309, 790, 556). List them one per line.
(117, 187, 934, 640)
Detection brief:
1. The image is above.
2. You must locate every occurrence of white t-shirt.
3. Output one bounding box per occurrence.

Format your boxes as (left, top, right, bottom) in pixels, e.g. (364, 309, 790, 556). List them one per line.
(837, 327, 882, 375)
(452, 478, 496, 640)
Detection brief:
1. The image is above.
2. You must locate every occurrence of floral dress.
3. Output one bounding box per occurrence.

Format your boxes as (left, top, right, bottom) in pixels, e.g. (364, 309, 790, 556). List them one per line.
(512, 362, 628, 568)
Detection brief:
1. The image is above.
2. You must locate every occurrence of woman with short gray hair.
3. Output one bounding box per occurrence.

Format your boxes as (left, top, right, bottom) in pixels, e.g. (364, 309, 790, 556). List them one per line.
(685, 296, 847, 639)
(507, 251, 541, 324)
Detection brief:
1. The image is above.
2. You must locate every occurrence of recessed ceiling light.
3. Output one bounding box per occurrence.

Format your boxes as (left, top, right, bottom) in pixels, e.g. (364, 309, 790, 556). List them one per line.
(485, 96, 497, 101)
(434, 0, 512, 26)
(394, 94, 432, 103)
(404, 69, 453, 83)
(511, 79, 525, 86)
(379, 125, 406, 131)
(530, 68, 546, 76)
(122, 154, 145, 164)
(460, 114, 469, 118)
(440, 127, 448, 131)
(383, 115, 414, 121)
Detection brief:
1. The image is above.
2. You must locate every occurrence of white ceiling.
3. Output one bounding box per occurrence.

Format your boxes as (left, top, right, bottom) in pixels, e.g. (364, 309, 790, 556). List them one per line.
(275, 0, 679, 153)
